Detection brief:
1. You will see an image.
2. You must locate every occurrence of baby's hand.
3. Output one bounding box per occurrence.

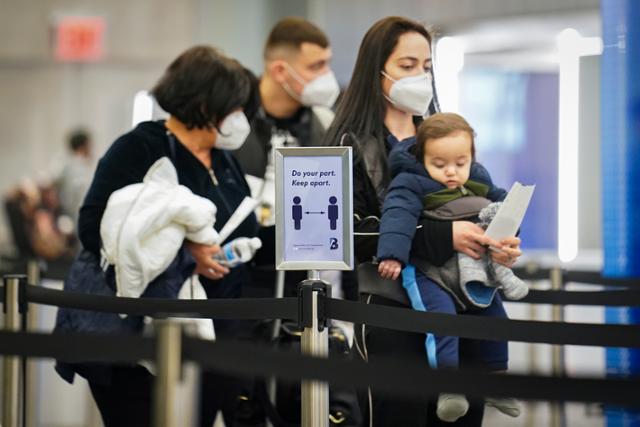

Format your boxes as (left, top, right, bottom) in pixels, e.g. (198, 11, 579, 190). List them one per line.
(378, 259, 402, 280)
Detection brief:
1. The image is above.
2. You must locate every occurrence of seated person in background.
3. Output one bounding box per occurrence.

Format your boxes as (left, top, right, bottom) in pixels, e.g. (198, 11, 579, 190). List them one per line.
(4, 179, 75, 262)
(377, 112, 526, 422)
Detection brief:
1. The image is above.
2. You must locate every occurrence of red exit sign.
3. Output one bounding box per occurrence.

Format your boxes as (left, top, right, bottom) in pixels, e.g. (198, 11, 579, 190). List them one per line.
(54, 16, 106, 62)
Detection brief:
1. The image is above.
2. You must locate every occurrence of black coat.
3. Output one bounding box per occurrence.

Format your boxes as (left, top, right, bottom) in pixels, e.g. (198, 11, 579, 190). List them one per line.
(233, 106, 329, 179)
(343, 132, 455, 265)
(78, 120, 259, 299)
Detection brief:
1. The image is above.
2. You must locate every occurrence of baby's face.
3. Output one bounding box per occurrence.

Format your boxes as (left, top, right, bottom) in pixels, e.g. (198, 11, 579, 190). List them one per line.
(423, 130, 472, 189)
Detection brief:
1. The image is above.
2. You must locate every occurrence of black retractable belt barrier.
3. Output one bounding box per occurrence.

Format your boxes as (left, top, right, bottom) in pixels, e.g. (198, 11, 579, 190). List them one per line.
(12, 285, 640, 347)
(563, 270, 640, 288)
(507, 289, 640, 306)
(3, 330, 639, 407)
(511, 266, 551, 281)
(25, 285, 299, 321)
(13, 277, 640, 318)
(181, 337, 640, 407)
(0, 330, 155, 363)
(511, 267, 640, 288)
(324, 298, 640, 348)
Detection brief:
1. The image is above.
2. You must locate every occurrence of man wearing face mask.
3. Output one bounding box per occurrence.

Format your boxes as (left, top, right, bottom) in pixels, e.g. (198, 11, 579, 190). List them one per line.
(233, 17, 358, 301)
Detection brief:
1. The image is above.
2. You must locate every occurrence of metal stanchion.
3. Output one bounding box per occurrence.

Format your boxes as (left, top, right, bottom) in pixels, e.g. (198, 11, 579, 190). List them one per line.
(266, 269, 287, 427)
(271, 270, 287, 339)
(524, 263, 541, 427)
(24, 261, 40, 427)
(3, 275, 25, 427)
(153, 320, 182, 427)
(300, 271, 329, 427)
(550, 267, 566, 427)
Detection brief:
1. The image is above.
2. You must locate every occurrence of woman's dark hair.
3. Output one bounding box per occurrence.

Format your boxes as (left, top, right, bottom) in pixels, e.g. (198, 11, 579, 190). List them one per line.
(325, 16, 440, 147)
(151, 45, 251, 130)
(415, 112, 476, 162)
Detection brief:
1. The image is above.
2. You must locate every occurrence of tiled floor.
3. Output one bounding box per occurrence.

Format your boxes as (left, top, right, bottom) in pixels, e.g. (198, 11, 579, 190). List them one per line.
(483, 402, 604, 427)
(211, 403, 605, 427)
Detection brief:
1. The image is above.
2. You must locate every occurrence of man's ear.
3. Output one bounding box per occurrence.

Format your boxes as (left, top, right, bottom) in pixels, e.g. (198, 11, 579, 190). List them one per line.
(267, 60, 288, 84)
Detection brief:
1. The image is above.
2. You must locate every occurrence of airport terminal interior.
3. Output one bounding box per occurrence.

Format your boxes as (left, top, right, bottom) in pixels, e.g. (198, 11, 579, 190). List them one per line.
(0, 0, 638, 426)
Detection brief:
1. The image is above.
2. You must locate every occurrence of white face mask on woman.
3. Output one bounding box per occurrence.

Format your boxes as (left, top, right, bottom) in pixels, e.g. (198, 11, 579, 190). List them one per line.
(215, 111, 251, 150)
(283, 64, 340, 108)
(381, 70, 433, 116)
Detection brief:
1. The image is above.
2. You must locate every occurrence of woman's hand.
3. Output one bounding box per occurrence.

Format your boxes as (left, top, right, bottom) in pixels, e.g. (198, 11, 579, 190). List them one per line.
(452, 221, 502, 260)
(490, 237, 522, 268)
(185, 241, 230, 280)
(378, 259, 402, 280)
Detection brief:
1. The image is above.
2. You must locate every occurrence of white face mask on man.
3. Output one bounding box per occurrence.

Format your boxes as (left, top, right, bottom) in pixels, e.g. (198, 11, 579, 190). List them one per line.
(381, 70, 433, 116)
(283, 64, 340, 108)
(215, 111, 251, 150)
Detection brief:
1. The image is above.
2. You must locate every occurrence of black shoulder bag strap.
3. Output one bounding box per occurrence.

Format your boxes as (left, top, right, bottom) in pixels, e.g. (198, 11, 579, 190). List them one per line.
(166, 131, 177, 162)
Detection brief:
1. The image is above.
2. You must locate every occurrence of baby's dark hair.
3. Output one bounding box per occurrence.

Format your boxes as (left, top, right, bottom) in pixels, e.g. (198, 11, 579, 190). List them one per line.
(414, 112, 476, 162)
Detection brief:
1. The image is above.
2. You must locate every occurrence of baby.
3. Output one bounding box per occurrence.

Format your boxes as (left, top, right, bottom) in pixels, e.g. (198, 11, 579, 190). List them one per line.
(377, 112, 526, 422)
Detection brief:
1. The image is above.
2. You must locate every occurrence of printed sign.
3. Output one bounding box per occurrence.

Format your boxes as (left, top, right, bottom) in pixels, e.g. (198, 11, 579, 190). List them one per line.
(275, 147, 353, 270)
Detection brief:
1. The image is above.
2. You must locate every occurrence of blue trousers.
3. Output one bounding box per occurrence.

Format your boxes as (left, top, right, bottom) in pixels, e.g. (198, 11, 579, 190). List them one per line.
(404, 267, 509, 370)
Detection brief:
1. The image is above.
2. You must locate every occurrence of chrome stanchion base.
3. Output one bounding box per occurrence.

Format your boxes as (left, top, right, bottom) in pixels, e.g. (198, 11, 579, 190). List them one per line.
(153, 320, 182, 427)
(299, 271, 329, 427)
(3, 275, 26, 427)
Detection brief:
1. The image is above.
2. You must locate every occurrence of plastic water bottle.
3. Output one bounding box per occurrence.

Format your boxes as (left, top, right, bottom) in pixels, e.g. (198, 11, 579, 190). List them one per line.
(213, 237, 262, 267)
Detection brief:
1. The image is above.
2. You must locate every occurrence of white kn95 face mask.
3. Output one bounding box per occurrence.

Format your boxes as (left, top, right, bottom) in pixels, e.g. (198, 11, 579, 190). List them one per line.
(381, 70, 433, 116)
(284, 64, 340, 108)
(216, 111, 251, 150)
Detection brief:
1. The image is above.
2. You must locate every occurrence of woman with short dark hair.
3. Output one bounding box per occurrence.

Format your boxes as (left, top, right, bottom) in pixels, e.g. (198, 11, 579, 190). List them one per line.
(55, 45, 259, 427)
(152, 46, 253, 130)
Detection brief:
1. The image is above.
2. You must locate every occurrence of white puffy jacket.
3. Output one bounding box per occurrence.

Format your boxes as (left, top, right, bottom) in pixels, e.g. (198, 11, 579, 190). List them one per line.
(100, 157, 219, 298)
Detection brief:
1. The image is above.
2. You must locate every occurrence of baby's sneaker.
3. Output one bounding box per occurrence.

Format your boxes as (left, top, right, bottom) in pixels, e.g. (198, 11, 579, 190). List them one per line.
(486, 397, 522, 417)
(437, 393, 469, 422)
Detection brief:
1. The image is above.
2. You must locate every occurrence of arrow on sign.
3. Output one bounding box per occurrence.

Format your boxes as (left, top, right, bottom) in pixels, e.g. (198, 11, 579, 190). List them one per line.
(305, 211, 325, 214)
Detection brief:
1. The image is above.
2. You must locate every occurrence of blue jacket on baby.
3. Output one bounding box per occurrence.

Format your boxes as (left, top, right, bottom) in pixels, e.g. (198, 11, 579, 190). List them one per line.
(377, 138, 507, 266)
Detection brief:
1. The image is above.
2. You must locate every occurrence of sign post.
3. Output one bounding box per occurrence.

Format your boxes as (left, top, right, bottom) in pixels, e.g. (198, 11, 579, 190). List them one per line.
(275, 147, 353, 427)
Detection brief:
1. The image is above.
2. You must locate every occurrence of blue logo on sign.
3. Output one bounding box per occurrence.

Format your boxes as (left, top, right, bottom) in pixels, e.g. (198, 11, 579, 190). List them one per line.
(329, 238, 339, 250)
